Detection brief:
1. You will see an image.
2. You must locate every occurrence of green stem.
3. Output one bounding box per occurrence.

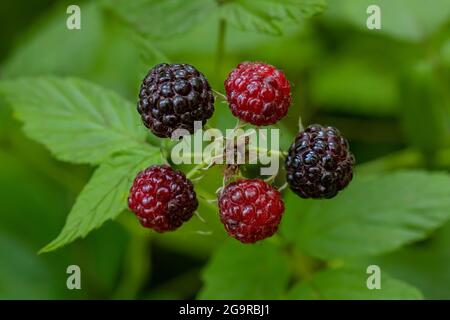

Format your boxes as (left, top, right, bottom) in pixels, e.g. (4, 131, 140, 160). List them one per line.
(298, 115, 305, 132)
(114, 214, 151, 299)
(248, 146, 286, 158)
(215, 18, 227, 80)
(186, 152, 215, 179)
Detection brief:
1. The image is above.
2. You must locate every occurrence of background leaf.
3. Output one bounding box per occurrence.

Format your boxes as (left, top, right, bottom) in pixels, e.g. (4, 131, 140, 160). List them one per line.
(1, 2, 103, 79)
(104, 0, 326, 38)
(287, 267, 423, 299)
(326, 0, 450, 42)
(0, 136, 129, 299)
(40, 146, 163, 253)
(281, 171, 450, 259)
(103, 0, 217, 39)
(0, 77, 147, 165)
(0, 234, 55, 299)
(198, 240, 290, 299)
(351, 221, 450, 299)
(1, 0, 449, 300)
(221, 0, 326, 35)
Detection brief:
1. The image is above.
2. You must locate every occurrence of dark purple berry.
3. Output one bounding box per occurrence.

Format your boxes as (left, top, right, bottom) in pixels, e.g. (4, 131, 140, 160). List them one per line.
(285, 124, 355, 199)
(138, 63, 215, 138)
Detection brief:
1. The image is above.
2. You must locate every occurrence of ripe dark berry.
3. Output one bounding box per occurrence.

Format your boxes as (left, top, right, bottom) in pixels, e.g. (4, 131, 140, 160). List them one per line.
(285, 124, 355, 199)
(128, 165, 198, 232)
(218, 179, 284, 243)
(224, 62, 291, 126)
(138, 63, 215, 138)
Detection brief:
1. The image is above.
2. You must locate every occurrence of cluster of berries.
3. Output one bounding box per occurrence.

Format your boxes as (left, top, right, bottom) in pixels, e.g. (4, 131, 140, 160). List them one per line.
(129, 62, 354, 243)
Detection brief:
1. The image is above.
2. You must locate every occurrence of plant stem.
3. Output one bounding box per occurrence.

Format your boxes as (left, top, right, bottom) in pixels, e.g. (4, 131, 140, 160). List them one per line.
(298, 115, 305, 132)
(186, 151, 216, 179)
(215, 18, 227, 80)
(115, 214, 151, 299)
(248, 146, 286, 158)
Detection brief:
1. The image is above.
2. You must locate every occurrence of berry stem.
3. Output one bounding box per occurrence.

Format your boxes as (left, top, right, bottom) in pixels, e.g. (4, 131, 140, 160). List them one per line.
(186, 156, 213, 179)
(212, 89, 227, 101)
(185, 137, 285, 180)
(248, 146, 287, 160)
(298, 115, 305, 132)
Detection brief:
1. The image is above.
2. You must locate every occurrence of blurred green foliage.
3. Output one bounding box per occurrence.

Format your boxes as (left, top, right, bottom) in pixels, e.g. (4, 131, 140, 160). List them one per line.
(0, 0, 449, 300)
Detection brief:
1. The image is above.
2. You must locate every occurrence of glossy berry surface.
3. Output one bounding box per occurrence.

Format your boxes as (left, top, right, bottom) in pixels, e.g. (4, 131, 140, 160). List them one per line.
(285, 124, 354, 199)
(138, 63, 215, 138)
(224, 62, 291, 126)
(128, 165, 198, 232)
(218, 179, 285, 243)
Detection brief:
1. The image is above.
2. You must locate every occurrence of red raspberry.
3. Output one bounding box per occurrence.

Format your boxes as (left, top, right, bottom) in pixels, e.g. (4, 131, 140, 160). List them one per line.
(224, 62, 291, 126)
(218, 179, 285, 243)
(128, 165, 198, 232)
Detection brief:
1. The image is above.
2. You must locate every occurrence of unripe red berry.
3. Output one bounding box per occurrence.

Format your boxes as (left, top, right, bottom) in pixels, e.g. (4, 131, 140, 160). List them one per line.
(218, 179, 285, 243)
(224, 62, 291, 126)
(128, 165, 198, 232)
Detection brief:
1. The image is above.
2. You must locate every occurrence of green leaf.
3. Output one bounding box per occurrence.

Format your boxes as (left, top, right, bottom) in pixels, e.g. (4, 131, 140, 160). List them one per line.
(103, 0, 217, 39)
(281, 171, 450, 259)
(104, 0, 326, 39)
(132, 33, 170, 91)
(133, 33, 170, 69)
(326, 0, 450, 42)
(221, 0, 327, 35)
(40, 147, 163, 253)
(355, 221, 450, 299)
(287, 267, 423, 300)
(1, 3, 103, 78)
(198, 240, 290, 299)
(0, 77, 147, 165)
